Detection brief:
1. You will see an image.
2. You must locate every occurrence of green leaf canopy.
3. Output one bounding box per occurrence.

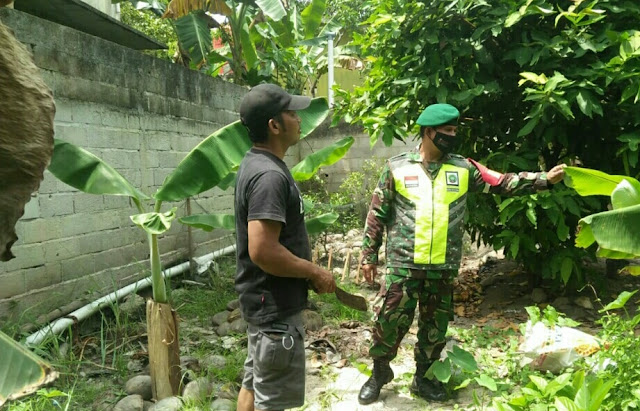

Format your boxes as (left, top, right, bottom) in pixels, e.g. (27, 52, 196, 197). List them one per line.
(48, 139, 148, 202)
(0, 331, 58, 406)
(174, 11, 212, 65)
(575, 204, 640, 257)
(254, 0, 286, 21)
(179, 214, 235, 231)
(130, 208, 177, 235)
(305, 212, 338, 234)
(564, 167, 640, 197)
(291, 136, 354, 181)
(155, 97, 329, 201)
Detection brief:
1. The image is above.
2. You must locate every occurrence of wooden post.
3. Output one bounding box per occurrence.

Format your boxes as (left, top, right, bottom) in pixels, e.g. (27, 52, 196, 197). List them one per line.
(327, 249, 333, 271)
(355, 252, 364, 284)
(146, 300, 181, 400)
(341, 250, 352, 283)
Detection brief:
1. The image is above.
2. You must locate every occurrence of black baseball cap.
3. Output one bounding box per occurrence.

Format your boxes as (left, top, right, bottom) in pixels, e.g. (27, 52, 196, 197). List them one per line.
(239, 84, 311, 133)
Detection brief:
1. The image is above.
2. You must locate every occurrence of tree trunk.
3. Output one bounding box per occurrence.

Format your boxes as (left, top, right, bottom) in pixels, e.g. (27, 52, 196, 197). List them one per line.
(146, 299, 181, 400)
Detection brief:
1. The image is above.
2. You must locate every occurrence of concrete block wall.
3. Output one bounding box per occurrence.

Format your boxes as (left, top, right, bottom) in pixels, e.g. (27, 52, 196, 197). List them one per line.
(0, 8, 243, 323)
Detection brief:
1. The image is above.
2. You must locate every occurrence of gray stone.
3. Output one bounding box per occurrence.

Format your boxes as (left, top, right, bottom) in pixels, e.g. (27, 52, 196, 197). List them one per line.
(227, 308, 241, 323)
(151, 396, 182, 411)
(211, 310, 230, 327)
(182, 377, 214, 400)
(531, 288, 547, 304)
(229, 318, 248, 334)
(574, 296, 594, 310)
(119, 293, 146, 319)
(216, 321, 231, 336)
(202, 354, 227, 370)
(114, 394, 144, 411)
(210, 398, 235, 411)
(302, 309, 323, 331)
(217, 382, 238, 400)
(143, 401, 154, 411)
(180, 356, 201, 374)
(127, 359, 144, 372)
(552, 296, 571, 308)
(124, 375, 153, 400)
(226, 299, 240, 311)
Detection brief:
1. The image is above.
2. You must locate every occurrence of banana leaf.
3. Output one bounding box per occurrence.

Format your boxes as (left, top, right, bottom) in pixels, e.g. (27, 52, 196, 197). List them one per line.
(174, 11, 212, 65)
(48, 139, 148, 203)
(155, 97, 329, 201)
(622, 265, 640, 275)
(291, 136, 354, 181)
(217, 171, 237, 190)
(575, 204, 640, 257)
(611, 179, 640, 209)
(239, 19, 258, 69)
(301, 0, 326, 39)
(305, 212, 338, 234)
(179, 214, 235, 231)
(0, 331, 58, 406)
(254, 0, 286, 21)
(130, 208, 177, 235)
(564, 166, 640, 197)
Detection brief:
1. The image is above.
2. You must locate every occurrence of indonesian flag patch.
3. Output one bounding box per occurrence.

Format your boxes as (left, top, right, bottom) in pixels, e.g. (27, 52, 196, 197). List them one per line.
(404, 175, 419, 188)
(467, 158, 505, 186)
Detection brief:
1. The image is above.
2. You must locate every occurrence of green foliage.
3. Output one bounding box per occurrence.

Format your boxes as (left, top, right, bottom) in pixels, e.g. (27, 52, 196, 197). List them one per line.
(336, 0, 640, 286)
(301, 158, 384, 235)
(594, 290, 640, 410)
(0, 332, 58, 407)
(493, 369, 614, 411)
(565, 167, 640, 269)
(120, 1, 179, 61)
(524, 305, 581, 329)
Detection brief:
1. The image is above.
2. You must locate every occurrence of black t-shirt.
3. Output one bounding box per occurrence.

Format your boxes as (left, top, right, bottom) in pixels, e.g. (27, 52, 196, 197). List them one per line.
(234, 148, 311, 325)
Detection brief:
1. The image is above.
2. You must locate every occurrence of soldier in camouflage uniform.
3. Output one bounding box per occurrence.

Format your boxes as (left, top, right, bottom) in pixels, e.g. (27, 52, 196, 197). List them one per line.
(357, 104, 567, 405)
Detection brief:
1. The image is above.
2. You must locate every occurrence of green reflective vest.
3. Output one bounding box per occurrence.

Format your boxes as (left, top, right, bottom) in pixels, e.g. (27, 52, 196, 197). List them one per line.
(387, 154, 470, 270)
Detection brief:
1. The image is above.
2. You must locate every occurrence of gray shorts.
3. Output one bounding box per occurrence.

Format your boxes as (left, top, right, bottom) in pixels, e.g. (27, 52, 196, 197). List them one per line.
(242, 313, 306, 410)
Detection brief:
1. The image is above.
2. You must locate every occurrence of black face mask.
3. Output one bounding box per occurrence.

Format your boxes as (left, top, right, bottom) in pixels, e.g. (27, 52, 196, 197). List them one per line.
(432, 132, 460, 154)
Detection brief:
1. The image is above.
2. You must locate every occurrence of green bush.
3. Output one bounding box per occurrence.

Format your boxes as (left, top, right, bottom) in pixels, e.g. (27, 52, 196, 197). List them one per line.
(300, 158, 384, 235)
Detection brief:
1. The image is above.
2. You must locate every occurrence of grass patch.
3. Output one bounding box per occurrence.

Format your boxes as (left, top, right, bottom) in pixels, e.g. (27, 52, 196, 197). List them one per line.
(312, 282, 370, 325)
(172, 255, 237, 323)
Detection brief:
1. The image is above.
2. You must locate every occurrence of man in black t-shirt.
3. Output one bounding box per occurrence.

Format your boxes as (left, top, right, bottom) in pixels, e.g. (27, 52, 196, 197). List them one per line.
(234, 84, 336, 411)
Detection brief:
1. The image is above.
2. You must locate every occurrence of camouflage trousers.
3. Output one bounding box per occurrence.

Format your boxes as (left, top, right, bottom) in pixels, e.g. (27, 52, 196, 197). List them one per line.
(369, 267, 455, 365)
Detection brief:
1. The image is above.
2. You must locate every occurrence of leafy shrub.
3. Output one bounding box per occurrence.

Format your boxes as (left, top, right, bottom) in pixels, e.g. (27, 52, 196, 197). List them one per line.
(593, 291, 640, 410)
(300, 158, 384, 234)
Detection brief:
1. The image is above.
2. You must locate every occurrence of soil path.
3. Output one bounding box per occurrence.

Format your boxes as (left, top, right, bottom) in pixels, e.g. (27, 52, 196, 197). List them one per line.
(295, 249, 640, 410)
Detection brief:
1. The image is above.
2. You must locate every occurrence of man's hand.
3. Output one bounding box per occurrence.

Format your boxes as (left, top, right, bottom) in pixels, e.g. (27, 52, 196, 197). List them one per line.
(362, 264, 378, 285)
(547, 164, 567, 185)
(310, 268, 336, 294)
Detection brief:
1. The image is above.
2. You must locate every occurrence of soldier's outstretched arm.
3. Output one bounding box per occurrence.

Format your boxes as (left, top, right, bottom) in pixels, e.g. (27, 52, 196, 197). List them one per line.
(467, 158, 566, 196)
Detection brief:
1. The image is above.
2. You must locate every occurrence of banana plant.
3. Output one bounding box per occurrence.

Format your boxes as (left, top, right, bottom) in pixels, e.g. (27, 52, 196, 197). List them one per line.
(48, 97, 349, 398)
(0, 332, 58, 407)
(564, 167, 640, 275)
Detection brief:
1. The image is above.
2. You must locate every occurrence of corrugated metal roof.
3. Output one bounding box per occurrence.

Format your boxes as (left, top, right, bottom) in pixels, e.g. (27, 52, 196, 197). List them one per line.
(14, 0, 167, 50)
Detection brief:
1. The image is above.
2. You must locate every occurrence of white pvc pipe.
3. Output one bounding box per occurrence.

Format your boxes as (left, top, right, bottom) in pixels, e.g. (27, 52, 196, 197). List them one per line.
(327, 32, 335, 107)
(26, 244, 236, 346)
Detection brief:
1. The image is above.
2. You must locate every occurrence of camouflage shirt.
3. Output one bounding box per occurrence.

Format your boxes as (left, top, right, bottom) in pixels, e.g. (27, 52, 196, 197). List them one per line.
(362, 145, 548, 273)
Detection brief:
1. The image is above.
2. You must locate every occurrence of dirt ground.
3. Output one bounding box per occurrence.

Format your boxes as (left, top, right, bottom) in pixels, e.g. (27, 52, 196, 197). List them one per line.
(297, 249, 640, 410)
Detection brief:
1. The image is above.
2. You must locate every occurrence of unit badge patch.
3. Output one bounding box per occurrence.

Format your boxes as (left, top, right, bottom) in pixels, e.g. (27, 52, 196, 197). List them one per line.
(445, 171, 459, 186)
(404, 175, 419, 188)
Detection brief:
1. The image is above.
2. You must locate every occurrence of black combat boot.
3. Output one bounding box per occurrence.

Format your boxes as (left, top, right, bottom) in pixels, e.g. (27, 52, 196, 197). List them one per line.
(410, 363, 447, 401)
(358, 359, 394, 405)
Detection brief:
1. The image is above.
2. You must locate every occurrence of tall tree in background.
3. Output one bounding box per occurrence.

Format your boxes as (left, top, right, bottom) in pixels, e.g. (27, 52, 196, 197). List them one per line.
(335, 0, 640, 286)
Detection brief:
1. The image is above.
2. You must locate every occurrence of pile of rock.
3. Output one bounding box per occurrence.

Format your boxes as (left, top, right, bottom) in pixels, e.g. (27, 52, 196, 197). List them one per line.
(113, 357, 237, 411)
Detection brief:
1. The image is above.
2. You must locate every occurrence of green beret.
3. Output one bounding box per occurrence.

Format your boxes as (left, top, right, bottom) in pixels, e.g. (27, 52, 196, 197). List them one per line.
(416, 104, 460, 127)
